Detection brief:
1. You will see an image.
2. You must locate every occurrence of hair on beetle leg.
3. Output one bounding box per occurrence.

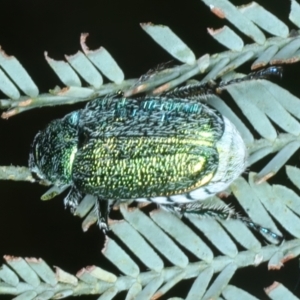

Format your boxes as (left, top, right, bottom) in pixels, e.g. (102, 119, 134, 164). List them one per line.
(165, 201, 284, 244)
(93, 199, 109, 234)
(64, 185, 83, 213)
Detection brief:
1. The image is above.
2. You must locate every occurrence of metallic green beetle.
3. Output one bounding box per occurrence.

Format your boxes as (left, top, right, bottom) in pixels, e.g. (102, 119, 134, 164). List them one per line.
(28, 66, 282, 239)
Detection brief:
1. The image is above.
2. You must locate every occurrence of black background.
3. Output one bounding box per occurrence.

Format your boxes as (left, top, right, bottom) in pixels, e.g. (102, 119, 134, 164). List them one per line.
(0, 0, 300, 299)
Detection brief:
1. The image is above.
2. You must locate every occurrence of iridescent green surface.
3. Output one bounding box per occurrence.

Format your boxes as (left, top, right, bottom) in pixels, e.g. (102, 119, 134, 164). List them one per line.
(29, 95, 225, 201)
(72, 96, 224, 200)
(29, 111, 80, 186)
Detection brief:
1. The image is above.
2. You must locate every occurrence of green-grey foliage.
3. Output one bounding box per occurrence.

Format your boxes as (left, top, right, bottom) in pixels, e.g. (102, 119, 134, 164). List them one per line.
(1, 0, 300, 299)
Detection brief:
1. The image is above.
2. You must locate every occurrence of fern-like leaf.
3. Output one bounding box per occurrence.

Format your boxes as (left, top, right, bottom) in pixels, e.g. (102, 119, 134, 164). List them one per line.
(1, 0, 300, 299)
